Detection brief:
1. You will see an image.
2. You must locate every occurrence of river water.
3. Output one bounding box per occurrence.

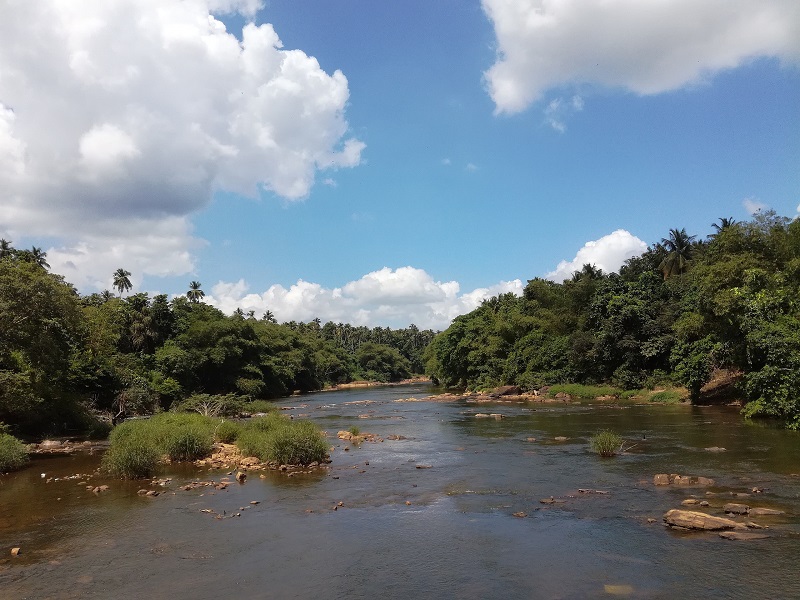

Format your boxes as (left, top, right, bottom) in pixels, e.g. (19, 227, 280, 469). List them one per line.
(2, 383, 799, 599)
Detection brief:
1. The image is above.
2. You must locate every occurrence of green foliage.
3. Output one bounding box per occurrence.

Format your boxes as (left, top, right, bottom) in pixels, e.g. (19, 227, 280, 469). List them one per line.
(0, 433, 29, 473)
(214, 420, 241, 444)
(589, 430, 624, 457)
(173, 393, 245, 417)
(648, 390, 684, 404)
(103, 413, 216, 477)
(546, 384, 620, 399)
(348, 425, 360, 436)
(235, 416, 327, 465)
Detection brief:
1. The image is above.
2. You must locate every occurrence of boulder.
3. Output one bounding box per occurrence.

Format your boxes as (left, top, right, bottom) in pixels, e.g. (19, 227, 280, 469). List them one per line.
(653, 474, 670, 486)
(696, 476, 715, 486)
(493, 385, 521, 396)
(723, 503, 750, 515)
(236, 471, 247, 483)
(39, 440, 62, 448)
(663, 509, 739, 531)
(11, 547, 21, 556)
(681, 499, 699, 506)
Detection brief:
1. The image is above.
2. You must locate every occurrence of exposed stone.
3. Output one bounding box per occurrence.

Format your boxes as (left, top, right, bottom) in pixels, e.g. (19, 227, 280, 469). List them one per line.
(554, 436, 568, 442)
(526, 437, 537, 442)
(137, 489, 149, 496)
(723, 503, 750, 515)
(704, 447, 726, 452)
(11, 547, 21, 556)
(663, 509, 739, 531)
(415, 464, 432, 469)
(236, 471, 247, 483)
(748, 507, 784, 516)
(653, 474, 670, 486)
(719, 531, 769, 541)
(695, 477, 715, 486)
(40, 440, 62, 448)
(681, 499, 699, 506)
(493, 385, 521, 396)
(512, 511, 527, 518)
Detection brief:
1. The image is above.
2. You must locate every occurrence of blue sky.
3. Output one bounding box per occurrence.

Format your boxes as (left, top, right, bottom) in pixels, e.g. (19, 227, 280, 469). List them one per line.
(1, 0, 798, 328)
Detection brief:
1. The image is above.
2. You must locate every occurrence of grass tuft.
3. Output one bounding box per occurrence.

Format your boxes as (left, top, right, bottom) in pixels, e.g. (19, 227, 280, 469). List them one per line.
(589, 430, 624, 457)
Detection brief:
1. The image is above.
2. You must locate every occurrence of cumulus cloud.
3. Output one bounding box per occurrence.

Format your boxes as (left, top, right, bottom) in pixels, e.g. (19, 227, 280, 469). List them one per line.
(546, 229, 647, 282)
(204, 266, 524, 330)
(482, 0, 800, 114)
(0, 0, 363, 287)
(743, 196, 769, 214)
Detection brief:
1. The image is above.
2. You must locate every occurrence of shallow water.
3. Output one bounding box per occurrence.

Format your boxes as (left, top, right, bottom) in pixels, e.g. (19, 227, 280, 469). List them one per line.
(2, 384, 799, 599)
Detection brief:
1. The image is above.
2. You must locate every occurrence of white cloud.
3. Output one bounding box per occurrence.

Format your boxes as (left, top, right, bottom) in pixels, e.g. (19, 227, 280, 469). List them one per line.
(546, 229, 647, 282)
(482, 0, 800, 114)
(743, 196, 769, 214)
(0, 0, 362, 288)
(205, 267, 524, 330)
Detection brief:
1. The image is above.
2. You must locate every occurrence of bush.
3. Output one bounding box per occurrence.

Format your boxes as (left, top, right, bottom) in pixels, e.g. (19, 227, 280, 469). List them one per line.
(589, 430, 624, 457)
(348, 425, 360, 436)
(102, 435, 160, 479)
(548, 384, 620, 399)
(173, 393, 245, 417)
(242, 400, 279, 415)
(0, 433, 29, 473)
(214, 420, 241, 444)
(648, 390, 684, 404)
(103, 413, 216, 477)
(235, 418, 327, 465)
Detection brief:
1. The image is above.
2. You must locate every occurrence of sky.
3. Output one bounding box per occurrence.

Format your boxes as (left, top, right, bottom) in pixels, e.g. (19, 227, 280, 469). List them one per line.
(1, 0, 799, 329)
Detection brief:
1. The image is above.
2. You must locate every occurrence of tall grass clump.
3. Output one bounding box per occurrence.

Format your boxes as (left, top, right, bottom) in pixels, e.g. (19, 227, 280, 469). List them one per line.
(103, 413, 216, 478)
(589, 430, 624, 457)
(648, 390, 684, 404)
(214, 420, 242, 444)
(0, 433, 29, 473)
(236, 415, 327, 465)
(548, 384, 620, 399)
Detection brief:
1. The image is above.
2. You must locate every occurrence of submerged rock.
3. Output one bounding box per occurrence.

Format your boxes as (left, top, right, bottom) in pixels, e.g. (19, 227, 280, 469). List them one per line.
(719, 531, 769, 541)
(663, 509, 739, 531)
(723, 503, 750, 515)
(748, 507, 784, 516)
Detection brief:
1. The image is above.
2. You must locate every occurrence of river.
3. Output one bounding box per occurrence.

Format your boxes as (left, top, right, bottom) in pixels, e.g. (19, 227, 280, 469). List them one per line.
(2, 383, 799, 599)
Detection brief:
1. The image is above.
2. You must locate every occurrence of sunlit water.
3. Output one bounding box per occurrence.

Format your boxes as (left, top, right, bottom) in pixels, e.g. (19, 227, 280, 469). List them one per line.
(2, 384, 799, 599)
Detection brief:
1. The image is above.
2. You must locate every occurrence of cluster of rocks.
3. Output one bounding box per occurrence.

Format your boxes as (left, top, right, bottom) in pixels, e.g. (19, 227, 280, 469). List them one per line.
(337, 430, 381, 443)
(29, 440, 101, 455)
(653, 473, 715, 486)
(194, 442, 330, 473)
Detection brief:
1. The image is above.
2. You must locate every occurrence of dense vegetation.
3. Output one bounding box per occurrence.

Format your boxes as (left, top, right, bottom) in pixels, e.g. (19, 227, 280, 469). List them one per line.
(425, 212, 800, 429)
(0, 240, 433, 436)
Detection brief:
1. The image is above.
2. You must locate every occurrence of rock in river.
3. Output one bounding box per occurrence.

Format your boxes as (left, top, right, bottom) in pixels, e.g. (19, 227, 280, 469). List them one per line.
(663, 509, 739, 531)
(723, 503, 750, 515)
(719, 531, 769, 541)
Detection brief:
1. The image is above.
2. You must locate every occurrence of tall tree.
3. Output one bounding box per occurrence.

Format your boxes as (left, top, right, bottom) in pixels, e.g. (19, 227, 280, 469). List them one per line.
(29, 246, 50, 270)
(186, 281, 204, 303)
(113, 268, 132, 296)
(0, 239, 13, 260)
(658, 228, 697, 279)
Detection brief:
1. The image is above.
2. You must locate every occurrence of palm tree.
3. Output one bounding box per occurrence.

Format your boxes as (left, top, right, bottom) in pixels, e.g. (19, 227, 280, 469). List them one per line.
(30, 246, 50, 269)
(0, 239, 13, 259)
(113, 268, 132, 296)
(710, 217, 738, 239)
(261, 310, 277, 323)
(186, 281, 204, 303)
(658, 228, 697, 279)
(100, 289, 114, 302)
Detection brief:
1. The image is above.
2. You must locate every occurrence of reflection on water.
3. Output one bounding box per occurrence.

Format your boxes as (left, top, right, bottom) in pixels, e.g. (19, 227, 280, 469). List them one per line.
(2, 384, 799, 599)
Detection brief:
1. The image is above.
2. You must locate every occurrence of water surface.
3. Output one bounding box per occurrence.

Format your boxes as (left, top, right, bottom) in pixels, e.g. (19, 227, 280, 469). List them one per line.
(2, 384, 799, 599)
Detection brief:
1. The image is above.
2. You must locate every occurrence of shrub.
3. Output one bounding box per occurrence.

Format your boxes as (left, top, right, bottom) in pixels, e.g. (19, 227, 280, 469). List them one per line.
(236, 419, 327, 465)
(245, 412, 288, 433)
(589, 430, 624, 457)
(214, 420, 241, 444)
(161, 425, 213, 461)
(648, 390, 684, 404)
(173, 393, 246, 417)
(548, 384, 620, 399)
(242, 400, 279, 415)
(348, 425, 360, 436)
(0, 433, 29, 473)
(102, 435, 160, 479)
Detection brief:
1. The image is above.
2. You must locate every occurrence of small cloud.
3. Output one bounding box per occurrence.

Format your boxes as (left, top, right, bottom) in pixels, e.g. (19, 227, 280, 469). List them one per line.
(743, 197, 768, 215)
(544, 95, 583, 132)
(571, 95, 584, 111)
(465, 163, 478, 171)
(441, 158, 452, 166)
(546, 229, 648, 282)
(322, 178, 337, 187)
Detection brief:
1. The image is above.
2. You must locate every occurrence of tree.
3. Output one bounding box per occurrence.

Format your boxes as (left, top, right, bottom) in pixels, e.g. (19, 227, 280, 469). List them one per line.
(113, 268, 132, 296)
(186, 281, 204, 303)
(0, 239, 13, 260)
(711, 217, 738, 236)
(659, 228, 697, 279)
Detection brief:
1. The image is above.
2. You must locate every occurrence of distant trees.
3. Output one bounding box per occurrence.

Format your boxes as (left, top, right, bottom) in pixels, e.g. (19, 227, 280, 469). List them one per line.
(658, 228, 697, 279)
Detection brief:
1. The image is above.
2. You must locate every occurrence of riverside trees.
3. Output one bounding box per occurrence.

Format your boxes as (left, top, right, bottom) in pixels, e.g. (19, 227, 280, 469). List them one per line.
(425, 211, 800, 429)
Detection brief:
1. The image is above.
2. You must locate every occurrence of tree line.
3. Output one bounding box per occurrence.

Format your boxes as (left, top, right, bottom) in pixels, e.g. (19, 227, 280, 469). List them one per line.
(424, 211, 800, 429)
(0, 242, 434, 435)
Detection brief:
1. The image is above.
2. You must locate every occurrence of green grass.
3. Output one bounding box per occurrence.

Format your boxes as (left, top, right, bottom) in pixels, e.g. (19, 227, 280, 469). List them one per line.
(214, 420, 242, 444)
(547, 384, 620, 399)
(236, 417, 328, 466)
(103, 413, 217, 478)
(348, 425, 360, 436)
(243, 400, 279, 415)
(0, 433, 29, 473)
(589, 430, 624, 457)
(647, 390, 685, 404)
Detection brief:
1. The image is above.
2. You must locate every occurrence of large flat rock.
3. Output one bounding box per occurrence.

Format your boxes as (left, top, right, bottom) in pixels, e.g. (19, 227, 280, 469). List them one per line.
(663, 509, 739, 531)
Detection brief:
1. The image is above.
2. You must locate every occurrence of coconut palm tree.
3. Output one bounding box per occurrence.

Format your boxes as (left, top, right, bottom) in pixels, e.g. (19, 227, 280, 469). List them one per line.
(0, 239, 13, 259)
(186, 281, 204, 303)
(261, 310, 277, 323)
(658, 228, 697, 279)
(30, 246, 50, 269)
(113, 268, 132, 296)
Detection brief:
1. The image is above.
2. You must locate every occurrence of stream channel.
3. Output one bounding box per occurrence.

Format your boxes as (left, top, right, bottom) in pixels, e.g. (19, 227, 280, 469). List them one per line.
(2, 382, 800, 599)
